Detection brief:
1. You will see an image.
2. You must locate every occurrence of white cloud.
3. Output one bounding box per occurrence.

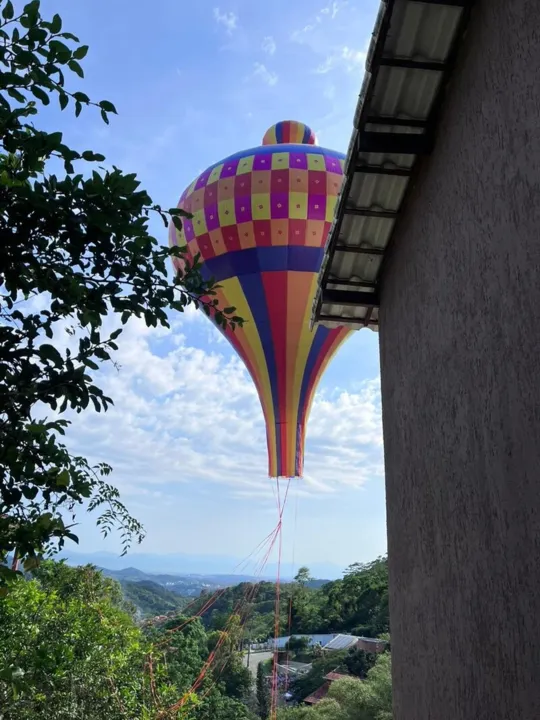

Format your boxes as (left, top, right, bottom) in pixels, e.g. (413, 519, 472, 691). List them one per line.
(262, 36, 276, 55)
(213, 7, 238, 34)
(320, 1, 341, 19)
(62, 313, 383, 506)
(315, 46, 367, 74)
(252, 62, 278, 87)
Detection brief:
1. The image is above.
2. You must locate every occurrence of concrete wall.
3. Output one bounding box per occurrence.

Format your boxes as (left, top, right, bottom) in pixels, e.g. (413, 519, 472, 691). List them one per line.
(378, 1, 540, 719)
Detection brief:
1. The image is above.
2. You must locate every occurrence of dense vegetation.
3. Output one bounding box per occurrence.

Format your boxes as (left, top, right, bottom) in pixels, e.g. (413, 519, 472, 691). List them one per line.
(0, 561, 255, 719)
(194, 558, 389, 642)
(0, 556, 391, 718)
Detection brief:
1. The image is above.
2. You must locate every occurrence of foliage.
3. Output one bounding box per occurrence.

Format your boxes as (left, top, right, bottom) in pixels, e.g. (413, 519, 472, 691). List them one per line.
(0, 0, 241, 581)
(317, 558, 389, 637)
(0, 564, 158, 718)
(256, 661, 270, 720)
(0, 560, 256, 719)
(287, 635, 311, 656)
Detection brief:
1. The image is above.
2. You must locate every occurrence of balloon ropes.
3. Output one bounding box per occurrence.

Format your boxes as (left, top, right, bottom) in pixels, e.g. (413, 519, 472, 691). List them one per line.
(168, 121, 351, 716)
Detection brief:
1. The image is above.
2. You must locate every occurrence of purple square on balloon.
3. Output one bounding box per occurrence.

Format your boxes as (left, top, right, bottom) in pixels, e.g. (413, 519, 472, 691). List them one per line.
(221, 158, 240, 178)
(235, 196, 252, 222)
(195, 170, 211, 190)
(253, 154, 271, 171)
(205, 204, 220, 232)
(183, 220, 195, 241)
(290, 152, 308, 170)
(324, 155, 342, 174)
(270, 193, 289, 219)
(308, 195, 326, 221)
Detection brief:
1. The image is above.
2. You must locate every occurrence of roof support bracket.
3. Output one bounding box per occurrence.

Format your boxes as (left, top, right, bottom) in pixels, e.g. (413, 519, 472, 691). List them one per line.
(358, 131, 433, 155)
(321, 289, 380, 308)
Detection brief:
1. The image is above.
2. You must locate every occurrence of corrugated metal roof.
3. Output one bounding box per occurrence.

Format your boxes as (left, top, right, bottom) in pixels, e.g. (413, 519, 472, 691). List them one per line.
(323, 633, 360, 651)
(312, 0, 474, 332)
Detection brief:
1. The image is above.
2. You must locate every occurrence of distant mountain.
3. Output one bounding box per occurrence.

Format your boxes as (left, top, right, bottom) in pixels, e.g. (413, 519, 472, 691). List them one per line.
(59, 550, 343, 580)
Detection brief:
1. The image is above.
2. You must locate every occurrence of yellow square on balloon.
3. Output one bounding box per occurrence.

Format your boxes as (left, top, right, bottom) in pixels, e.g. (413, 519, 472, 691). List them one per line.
(208, 164, 224, 184)
(271, 152, 289, 169)
(252, 193, 270, 220)
(191, 209, 207, 237)
(237, 155, 255, 175)
(289, 192, 308, 219)
(307, 153, 325, 171)
(218, 199, 236, 226)
(325, 195, 338, 222)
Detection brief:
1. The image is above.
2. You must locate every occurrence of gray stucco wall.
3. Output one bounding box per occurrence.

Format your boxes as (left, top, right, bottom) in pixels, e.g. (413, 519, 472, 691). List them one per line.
(378, 1, 540, 719)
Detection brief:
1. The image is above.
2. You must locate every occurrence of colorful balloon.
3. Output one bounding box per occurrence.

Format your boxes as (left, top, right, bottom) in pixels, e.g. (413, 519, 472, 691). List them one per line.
(170, 122, 351, 478)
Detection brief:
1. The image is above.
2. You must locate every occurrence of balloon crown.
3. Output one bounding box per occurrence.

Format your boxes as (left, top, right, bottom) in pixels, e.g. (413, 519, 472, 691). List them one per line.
(262, 120, 318, 146)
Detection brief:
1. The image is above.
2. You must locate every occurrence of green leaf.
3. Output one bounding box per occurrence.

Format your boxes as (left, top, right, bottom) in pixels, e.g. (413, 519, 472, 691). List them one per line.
(39, 343, 63, 366)
(73, 44, 89, 60)
(100, 108, 110, 125)
(59, 92, 68, 110)
(75, 100, 82, 117)
(31, 85, 50, 105)
(68, 59, 84, 78)
(2, 1, 14, 20)
(51, 12, 62, 33)
(56, 470, 70, 487)
(99, 99, 117, 114)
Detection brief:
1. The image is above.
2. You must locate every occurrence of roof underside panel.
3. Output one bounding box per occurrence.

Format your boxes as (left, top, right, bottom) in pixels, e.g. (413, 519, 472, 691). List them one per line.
(312, 0, 472, 332)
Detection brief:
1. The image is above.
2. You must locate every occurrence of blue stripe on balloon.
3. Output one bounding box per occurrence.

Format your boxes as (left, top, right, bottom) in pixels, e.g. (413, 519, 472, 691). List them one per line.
(203, 144, 344, 174)
(238, 272, 282, 470)
(276, 123, 284, 144)
(298, 326, 329, 433)
(204, 246, 324, 283)
(302, 125, 311, 144)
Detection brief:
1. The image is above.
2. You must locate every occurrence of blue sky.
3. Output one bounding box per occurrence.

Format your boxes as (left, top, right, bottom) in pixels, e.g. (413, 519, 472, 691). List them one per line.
(38, 0, 385, 576)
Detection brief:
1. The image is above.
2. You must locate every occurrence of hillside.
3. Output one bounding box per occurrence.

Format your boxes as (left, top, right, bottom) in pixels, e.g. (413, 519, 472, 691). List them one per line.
(122, 580, 188, 617)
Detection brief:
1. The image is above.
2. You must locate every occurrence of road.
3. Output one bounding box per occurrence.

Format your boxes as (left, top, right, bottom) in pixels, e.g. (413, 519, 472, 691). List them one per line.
(243, 651, 273, 677)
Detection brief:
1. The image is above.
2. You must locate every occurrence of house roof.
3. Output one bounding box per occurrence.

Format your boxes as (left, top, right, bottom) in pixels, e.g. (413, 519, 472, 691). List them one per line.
(324, 671, 352, 682)
(323, 633, 361, 651)
(304, 681, 331, 705)
(311, 0, 474, 331)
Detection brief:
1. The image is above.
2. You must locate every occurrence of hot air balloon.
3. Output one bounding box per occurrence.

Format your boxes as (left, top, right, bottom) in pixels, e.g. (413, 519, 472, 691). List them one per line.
(169, 120, 351, 478)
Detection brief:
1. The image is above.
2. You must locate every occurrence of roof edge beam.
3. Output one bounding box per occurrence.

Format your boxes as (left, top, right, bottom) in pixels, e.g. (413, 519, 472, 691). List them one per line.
(359, 131, 432, 155)
(366, 116, 427, 128)
(379, 57, 447, 72)
(354, 164, 412, 177)
(344, 207, 397, 219)
(335, 244, 385, 255)
(322, 289, 380, 308)
(411, 0, 470, 5)
(317, 314, 379, 327)
(326, 278, 378, 289)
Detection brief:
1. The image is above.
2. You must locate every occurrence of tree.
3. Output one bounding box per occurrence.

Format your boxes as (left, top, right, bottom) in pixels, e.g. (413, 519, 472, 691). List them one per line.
(294, 567, 312, 587)
(0, 565, 167, 719)
(286, 635, 311, 657)
(0, 0, 241, 581)
(256, 661, 270, 720)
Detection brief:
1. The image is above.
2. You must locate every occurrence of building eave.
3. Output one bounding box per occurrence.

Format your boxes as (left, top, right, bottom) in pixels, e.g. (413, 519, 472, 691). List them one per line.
(312, 0, 475, 332)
